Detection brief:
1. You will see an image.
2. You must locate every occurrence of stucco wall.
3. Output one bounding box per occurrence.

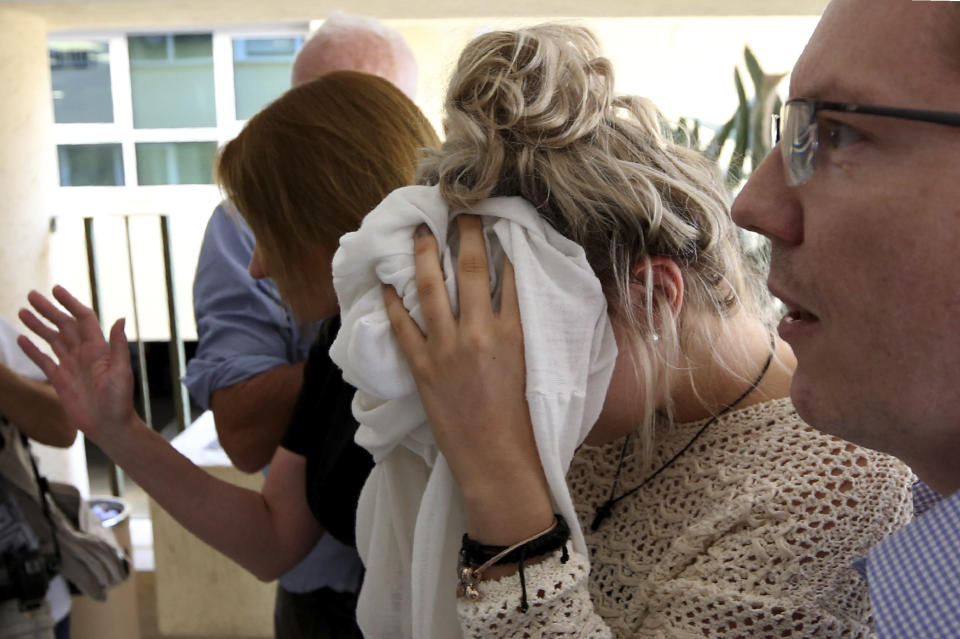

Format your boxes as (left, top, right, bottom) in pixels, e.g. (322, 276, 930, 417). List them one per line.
(3, 0, 828, 31)
(0, 8, 54, 324)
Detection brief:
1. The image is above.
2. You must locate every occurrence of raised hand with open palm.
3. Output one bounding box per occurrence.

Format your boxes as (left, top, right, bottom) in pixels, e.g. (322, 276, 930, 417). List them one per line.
(18, 285, 136, 443)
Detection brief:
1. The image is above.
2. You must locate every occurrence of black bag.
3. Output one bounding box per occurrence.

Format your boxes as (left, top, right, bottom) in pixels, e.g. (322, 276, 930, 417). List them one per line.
(0, 419, 129, 601)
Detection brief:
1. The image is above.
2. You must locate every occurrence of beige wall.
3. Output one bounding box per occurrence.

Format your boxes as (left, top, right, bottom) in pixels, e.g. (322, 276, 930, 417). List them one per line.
(3, 0, 828, 30)
(0, 7, 91, 493)
(0, 8, 54, 324)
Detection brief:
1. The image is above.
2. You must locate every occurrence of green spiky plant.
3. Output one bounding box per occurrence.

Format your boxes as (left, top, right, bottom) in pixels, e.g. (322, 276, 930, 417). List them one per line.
(671, 46, 786, 190)
(669, 47, 787, 318)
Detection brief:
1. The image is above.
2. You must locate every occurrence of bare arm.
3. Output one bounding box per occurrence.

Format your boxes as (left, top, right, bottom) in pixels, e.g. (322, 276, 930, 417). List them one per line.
(18, 286, 322, 581)
(210, 362, 305, 473)
(105, 423, 322, 581)
(0, 360, 76, 447)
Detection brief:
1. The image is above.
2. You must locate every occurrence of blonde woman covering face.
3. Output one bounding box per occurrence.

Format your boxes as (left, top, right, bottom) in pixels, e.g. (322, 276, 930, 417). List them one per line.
(383, 25, 915, 638)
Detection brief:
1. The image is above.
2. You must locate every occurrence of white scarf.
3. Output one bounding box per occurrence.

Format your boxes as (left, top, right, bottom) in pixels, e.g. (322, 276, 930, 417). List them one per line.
(330, 185, 617, 639)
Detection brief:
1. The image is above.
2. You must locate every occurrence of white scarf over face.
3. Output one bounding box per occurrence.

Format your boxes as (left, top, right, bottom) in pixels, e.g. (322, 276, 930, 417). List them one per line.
(330, 185, 617, 639)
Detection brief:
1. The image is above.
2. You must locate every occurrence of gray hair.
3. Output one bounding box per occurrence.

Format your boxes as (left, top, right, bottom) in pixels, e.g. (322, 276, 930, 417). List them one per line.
(292, 11, 418, 99)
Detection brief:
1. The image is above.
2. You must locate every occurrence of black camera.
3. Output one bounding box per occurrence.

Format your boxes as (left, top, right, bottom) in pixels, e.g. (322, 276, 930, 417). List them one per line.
(0, 546, 55, 611)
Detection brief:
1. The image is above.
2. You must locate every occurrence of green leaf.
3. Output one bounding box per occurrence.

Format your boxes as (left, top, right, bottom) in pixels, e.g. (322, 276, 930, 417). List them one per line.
(706, 113, 736, 160)
(690, 119, 701, 149)
(728, 68, 750, 188)
(744, 45, 765, 98)
(672, 116, 689, 146)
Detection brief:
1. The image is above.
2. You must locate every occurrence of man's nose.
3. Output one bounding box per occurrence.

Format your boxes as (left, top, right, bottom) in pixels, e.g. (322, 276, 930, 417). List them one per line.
(732, 147, 804, 246)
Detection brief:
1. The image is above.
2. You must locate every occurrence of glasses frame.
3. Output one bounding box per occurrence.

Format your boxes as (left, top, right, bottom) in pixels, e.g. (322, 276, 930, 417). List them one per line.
(774, 97, 960, 186)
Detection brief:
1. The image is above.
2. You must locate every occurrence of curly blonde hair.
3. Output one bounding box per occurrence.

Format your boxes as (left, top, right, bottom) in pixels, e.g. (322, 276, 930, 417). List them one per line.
(419, 24, 768, 459)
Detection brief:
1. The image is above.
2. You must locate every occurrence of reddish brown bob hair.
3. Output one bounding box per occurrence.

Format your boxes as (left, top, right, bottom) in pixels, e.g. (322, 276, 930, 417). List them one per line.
(216, 70, 440, 284)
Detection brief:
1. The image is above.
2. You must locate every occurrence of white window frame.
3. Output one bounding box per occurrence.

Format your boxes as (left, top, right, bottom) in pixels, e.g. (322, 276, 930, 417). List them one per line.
(48, 24, 308, 213)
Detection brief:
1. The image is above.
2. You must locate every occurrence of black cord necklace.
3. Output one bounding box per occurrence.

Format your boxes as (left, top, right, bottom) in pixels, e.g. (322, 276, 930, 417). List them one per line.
(590, 335, 776, 531)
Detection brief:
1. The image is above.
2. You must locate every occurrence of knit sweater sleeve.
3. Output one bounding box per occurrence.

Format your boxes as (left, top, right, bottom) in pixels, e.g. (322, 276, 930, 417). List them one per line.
(457, 549, 612, 639)
(456, 538, 875, 639)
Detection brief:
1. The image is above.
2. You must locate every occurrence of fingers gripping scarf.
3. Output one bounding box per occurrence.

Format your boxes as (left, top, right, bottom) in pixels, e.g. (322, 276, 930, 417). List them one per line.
(330, 185, 617, 639)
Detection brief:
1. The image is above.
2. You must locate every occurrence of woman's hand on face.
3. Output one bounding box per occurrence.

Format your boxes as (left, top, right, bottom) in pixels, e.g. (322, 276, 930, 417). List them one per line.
(383, 215, 554, 544)
(18, 286, 137, 443)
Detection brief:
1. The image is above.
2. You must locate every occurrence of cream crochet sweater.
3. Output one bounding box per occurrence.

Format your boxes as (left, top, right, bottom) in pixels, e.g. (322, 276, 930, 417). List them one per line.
(458, 398, 915, 638)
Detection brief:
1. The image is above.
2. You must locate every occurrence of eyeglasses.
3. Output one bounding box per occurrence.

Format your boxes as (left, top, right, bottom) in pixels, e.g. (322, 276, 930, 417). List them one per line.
(774, 98, 960, 186)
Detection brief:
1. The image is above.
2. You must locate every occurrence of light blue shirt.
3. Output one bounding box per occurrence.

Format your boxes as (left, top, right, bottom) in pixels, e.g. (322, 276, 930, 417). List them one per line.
(183, 203, 363, 594)
(184, 203, 315, 407)
(858, 481, 960, 638)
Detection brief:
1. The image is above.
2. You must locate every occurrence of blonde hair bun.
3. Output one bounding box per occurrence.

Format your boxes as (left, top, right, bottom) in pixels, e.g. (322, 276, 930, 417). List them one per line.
(449, 25, 613, 149)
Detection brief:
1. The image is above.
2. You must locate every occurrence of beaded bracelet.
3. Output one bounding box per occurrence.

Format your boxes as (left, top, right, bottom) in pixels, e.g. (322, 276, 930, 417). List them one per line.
(456, 514, 570, 612)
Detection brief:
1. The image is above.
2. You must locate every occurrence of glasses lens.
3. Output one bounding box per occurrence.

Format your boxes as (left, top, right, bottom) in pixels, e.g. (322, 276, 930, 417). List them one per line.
(780, 100, 817, 186)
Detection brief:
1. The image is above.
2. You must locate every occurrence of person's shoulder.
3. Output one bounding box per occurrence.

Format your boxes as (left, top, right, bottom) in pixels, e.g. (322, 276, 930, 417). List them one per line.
(738, 396, 911, 465)
(195, 200, 258, 283)
(719, 396, 801, 443)
(723, 397, 916, 511)
(916, 487, 960, 528)
(203, 201, 253, 242)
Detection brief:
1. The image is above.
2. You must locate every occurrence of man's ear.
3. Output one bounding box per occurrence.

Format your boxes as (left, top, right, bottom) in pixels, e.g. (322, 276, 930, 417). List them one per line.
(631, 257, 684, 318)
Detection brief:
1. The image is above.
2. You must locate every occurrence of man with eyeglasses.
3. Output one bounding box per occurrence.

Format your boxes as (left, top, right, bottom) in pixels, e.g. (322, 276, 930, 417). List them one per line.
(733, 1, 960, 637)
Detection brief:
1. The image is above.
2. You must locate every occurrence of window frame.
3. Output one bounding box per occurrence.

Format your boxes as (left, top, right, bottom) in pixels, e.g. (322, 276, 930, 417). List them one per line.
(49, 24, 307, 197)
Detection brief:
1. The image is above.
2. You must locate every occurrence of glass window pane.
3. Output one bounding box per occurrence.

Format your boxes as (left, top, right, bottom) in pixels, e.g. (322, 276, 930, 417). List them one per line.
(128, 35, 168, 61)
(135, 142, 216, 185)
(173, 34, 213, 59)
(57, 144, 124, 186)
(49, 41, 114, 123)
(232, 37, 303, 120)
(129, 33, 216, 128)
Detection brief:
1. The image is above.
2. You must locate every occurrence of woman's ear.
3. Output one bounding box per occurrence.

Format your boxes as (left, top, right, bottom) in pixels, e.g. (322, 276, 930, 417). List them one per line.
(631, 257, 684, 318)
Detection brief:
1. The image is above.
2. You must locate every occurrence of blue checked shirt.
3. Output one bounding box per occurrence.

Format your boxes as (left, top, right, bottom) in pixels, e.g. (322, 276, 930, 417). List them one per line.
(858, 481, 960, 638)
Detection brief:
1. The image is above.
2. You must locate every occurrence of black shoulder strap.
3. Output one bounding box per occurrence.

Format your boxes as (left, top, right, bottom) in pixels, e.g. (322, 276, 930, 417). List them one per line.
(19, 430, 63, 572)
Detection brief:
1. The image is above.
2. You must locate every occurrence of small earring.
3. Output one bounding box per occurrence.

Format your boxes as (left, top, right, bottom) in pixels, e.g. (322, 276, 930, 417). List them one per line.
(650, 334, 660, 342)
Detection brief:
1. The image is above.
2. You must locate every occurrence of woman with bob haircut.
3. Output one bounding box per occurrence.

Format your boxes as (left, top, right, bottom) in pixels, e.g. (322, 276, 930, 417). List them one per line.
(375, 25, 915, 638)
(17, 69, 438, 635)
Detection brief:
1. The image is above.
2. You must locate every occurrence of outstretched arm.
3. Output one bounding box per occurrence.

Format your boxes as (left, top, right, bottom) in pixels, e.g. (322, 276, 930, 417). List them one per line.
(18, 286, 322, 581)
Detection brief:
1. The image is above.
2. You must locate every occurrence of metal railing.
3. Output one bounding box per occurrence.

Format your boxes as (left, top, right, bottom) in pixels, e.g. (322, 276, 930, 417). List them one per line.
(83, 214, 190, 497)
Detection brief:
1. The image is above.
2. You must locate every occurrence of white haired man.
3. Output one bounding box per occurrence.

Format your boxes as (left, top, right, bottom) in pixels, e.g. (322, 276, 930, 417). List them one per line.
(732, 1, 960, 636)
(182, 12, 417, 638)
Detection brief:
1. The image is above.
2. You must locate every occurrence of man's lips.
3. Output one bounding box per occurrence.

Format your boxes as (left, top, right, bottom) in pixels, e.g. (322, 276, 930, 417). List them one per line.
(782, 308, 820, 323)
(768, 283, 820, 324)
(768, 283, 821, 341)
